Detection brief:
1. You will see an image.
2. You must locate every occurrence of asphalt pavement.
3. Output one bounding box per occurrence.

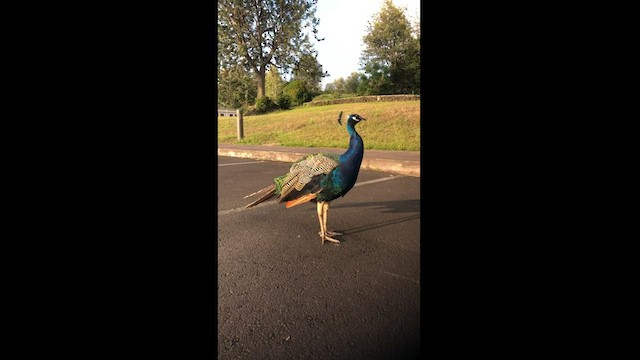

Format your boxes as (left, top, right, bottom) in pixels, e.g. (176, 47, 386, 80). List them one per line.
(218, 154, 421, 359)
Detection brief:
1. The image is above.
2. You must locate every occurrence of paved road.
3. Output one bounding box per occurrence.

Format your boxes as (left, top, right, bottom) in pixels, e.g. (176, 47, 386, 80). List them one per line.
(218, 156, 421, 359)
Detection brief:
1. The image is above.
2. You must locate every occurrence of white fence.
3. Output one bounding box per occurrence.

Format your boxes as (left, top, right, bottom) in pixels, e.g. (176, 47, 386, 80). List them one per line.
(218, 108, 238, 117)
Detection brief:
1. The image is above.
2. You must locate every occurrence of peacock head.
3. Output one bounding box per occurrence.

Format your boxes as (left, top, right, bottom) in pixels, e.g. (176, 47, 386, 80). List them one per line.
(337, 112, 366, 126)
(346, 114, 366, 127)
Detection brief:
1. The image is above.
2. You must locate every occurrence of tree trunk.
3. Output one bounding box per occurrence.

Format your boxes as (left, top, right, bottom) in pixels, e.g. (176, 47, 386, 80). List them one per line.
(256, 67, 266, 99)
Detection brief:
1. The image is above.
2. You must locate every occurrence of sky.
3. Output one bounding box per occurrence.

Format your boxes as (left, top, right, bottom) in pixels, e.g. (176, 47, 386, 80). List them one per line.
(313, 0, 421, 89)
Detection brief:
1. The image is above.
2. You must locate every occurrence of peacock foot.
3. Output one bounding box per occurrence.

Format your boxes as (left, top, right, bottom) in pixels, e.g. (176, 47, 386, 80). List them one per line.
(318, 231, 342, 245)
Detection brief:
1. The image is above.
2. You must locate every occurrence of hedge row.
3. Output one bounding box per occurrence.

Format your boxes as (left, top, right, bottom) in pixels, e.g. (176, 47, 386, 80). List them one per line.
(303, 94, 420, 107)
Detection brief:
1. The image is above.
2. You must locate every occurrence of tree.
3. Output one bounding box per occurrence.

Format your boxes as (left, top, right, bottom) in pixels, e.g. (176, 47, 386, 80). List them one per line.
(265, 67, 285, 99)
(218, 0, 324, 99)
(323, 72, 364, 95)
(217, 63, 257, 109)
(292, 52, 328, 94)
(411, 14, 420, 43)
(344, 72, 363, 94)
(360, 0, 420, 94)
(282, 79, 313, 106)
(323, 82, 336, 93)
(333, 77, 346, 94)
(361, 61, 391, 94)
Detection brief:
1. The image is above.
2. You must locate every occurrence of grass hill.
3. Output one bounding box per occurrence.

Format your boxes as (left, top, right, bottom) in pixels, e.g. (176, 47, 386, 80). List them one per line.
(217, 100, 420, 151)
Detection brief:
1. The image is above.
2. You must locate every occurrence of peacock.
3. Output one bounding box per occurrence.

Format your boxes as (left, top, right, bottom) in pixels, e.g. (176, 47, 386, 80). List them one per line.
(244, 112, 366, 245)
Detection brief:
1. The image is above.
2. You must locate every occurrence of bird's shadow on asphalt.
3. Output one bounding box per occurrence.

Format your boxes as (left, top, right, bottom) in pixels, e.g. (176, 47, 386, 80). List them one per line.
(305, 199, 420, 236)
(340, 213, 420, 235)
(329, 199, 420, 213)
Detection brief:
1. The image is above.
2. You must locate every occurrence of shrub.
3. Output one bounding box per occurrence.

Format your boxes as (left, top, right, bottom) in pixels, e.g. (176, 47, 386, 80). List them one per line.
(283, 80, 313, 106)
(254, 96, 277, 114)
(276, 94, 292, 110)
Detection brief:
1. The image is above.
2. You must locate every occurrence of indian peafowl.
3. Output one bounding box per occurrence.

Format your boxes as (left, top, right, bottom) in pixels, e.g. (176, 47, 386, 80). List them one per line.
(244, 112, 366, 245)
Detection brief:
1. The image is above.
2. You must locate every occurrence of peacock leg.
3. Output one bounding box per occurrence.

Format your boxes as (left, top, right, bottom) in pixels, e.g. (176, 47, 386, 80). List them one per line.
(322, 202, 340, 243)
(316, 202, 343, 237)
(317, 201, 327, 245)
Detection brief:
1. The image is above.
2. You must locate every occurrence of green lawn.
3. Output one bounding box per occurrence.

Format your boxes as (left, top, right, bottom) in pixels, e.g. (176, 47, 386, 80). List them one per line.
(218, 100, 420, 151)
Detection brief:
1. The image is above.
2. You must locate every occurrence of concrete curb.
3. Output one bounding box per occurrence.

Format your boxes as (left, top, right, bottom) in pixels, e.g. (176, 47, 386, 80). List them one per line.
(218, 147, 420, 177)
(360, 158, 420, 177)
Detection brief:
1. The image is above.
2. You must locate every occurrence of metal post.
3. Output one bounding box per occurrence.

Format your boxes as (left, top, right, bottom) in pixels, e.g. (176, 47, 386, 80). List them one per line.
(236, 109, 243, 140)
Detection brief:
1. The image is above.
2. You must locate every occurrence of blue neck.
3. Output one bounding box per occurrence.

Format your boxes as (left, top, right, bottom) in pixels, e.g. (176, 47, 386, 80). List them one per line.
(339, 122, 364, 170)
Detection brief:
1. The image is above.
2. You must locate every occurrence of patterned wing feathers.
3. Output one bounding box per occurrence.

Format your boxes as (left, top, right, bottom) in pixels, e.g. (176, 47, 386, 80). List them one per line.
(277, 172, 301, 201)
(246, 153, 339, 208)
(285, 154, 338, 193)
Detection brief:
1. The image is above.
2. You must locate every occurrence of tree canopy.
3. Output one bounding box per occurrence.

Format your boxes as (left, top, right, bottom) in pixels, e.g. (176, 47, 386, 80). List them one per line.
(218, 0, 324, 99)
(265, 67, 285, 100)
(217, 64, 256, 109)
(360, 0, 420, 94)
(292, 52, 327, 94)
